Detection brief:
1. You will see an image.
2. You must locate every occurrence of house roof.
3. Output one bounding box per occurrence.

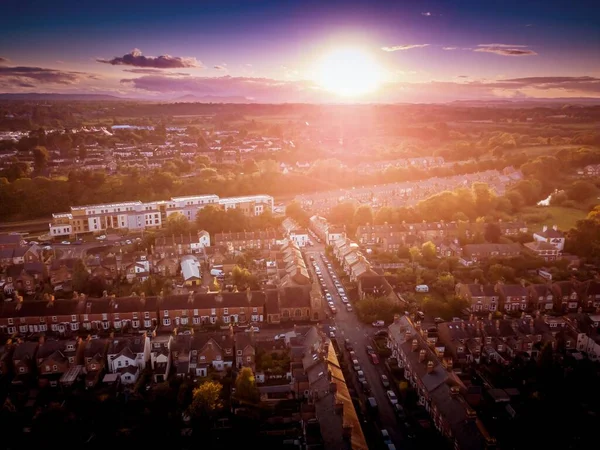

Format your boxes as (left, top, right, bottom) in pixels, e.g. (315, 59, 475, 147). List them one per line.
(108, 336, 146, 356)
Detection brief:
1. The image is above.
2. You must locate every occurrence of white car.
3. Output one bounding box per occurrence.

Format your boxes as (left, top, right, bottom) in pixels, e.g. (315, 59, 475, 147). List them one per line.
(244, 326, 260, 333)
(387, 390, 398, 405)
(96, 235, 106, 240)
(372, 320, 385, 327)
(61, 241, 70, 245)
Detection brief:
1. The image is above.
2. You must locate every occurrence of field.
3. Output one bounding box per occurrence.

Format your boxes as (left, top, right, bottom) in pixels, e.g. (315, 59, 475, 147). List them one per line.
(520, 205, 589, 231)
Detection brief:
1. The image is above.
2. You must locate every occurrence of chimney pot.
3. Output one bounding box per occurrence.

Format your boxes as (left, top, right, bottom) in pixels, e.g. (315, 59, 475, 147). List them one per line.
(411, 339, 418, 352)
(419, 349, 426, 363)
(426, 360, 434, 373)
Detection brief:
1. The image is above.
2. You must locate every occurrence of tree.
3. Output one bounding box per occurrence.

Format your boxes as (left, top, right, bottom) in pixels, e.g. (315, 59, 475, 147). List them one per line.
(188, 381, 223, 418)
(567, 180, 597, 202)
(33, 146, 49, 173)
(73, 260, 90, 292)
(421, 241, 436, 260)
(484, 223, 502, 243)
(242, 158, 259, 174)
(433, 273, 455, 297)
(197, 135, 208, 150)
(234, 367, 260, 403)
(353, 205, 373, 226)
(166, 212, 190, 236)
(409, 246, 421, 264)
(286, 200, 309, 226)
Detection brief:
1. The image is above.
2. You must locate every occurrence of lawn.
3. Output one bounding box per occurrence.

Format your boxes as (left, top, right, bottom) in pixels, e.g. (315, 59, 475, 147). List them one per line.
(520, 205, 588, 231)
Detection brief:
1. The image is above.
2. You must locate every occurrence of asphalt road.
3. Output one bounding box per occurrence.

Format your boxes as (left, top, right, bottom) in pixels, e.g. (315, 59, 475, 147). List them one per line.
(304, 247, 409, 450)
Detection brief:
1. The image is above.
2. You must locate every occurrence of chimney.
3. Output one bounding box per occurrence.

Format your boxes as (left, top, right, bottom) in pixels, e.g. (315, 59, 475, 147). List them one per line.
(542, 225, 548, 232)
(140, 292, 146, 306)
(246, 287, 252, 304)
(39, 335, 45, 345)
(552, 224, 558, 231)
(450, 385, 459, 397)
(405, 330, 411, 342)
(419, 349, 426, 363)
(334, 399, 343, 415)
(423, 329, 429, 339)
(102, 290, 108, 298)
(329, 382, 337, 394)
(426, 360, 434, 374)
(394, 314, 400, 324)
(415, 321, 421, 331)
(188, 291, 194, 303)
(86, 302, 92, 314)
(412, 339, 418, 352)
(229, 323, 234, 337)
(488, 312, 492, 321)
(495, 320, 500, 330)
(446, 358, 454, 371)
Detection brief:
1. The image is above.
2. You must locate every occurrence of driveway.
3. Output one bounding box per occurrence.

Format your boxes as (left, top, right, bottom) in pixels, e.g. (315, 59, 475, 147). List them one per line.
(304, 248, 412, 450)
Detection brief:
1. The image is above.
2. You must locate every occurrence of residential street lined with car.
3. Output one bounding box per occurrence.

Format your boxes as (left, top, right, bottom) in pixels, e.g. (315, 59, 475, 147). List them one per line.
(305, 247, 413, 450)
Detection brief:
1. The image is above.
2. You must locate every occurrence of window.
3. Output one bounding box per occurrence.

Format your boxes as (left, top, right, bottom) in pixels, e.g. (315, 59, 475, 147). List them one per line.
(246, 356, 252, 362)
(102, 313, 108, 321)
(133, 313, 138, 319)
(223, 316, 229, 323)
(253, 307, 258, 313)
(144, 312, 150, 319)
(163, 318, 171, 326)
(223, 308, 229, 315)
(52, 316, 58, 322)
(237, 350, 242, 356)
(19, 325, 27, 333)
(71, 323, 79, 331)
(53, 365, 58, 372)
(163, 310, 169, 317)
(132, 320, 139, 328)
(7, 318, 13, 325)
(211, 308, 216, 315)
(193, 309, 198, 316)
(71, 314, 77, 322)
(144, 320, 151, 328)
(83, 314, 89, 321)
(18, 367, 24, 373)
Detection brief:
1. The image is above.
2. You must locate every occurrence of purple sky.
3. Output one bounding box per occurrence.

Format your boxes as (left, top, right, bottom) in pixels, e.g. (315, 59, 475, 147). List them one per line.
(0, 0, 599, 101)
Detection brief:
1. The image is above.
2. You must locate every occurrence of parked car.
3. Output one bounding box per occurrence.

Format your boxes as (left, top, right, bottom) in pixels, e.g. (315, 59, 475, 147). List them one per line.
(366, 345, 375, 355)
(61, 240, 70, 245)
(349, 351, 356, 360)
(387, 390, 398, 405)
(341, 296, 349, 304)
(344, 339, 353, 351)
(372, 320, 385, 327)
(346, 304, 353, 312)
(381, 429, 392, 445)
(381, 375, 390, 388)
(434, 317, 445, 324)
(360, 380, 371, 394)
(352, 360, 361, 371)
(370, 353, 380, 365)
(393, 403, 406, 420)
(357, 370, 366, 382)
(244, 326, 260, 333)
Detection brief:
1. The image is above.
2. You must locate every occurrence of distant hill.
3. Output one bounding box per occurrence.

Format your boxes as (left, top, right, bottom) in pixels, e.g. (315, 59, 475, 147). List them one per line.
(450, 98, 600, 106)
(0, 93, 128, 101)
(173, 94, 253, 103)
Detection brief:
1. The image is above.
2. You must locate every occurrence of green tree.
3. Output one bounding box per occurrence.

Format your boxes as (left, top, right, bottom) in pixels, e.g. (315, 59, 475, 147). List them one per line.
(353, 205, 374, 226)
(234, 367, 260, 403)
(421, 241, 436, 260)
(33, 146, 49, 173)
(166, 212, 190, 235)
(188, 381, 223, 418)
(567, 180, 597, 202)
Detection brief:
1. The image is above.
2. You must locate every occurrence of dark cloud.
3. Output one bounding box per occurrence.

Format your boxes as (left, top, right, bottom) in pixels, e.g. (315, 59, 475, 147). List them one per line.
(97, 48, 200, 68)
(122, 68, 190, 76)
(381, 44, 429, 52)
(0, 65, 93, 86)
(475, 43, 537, 56)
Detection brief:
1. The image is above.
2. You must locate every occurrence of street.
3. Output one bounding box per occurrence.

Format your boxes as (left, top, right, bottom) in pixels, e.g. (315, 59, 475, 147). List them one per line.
(304, 246, 409, 450)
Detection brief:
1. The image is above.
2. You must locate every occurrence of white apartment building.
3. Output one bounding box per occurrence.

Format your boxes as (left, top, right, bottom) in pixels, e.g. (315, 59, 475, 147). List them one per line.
(49, 194, 273, 237)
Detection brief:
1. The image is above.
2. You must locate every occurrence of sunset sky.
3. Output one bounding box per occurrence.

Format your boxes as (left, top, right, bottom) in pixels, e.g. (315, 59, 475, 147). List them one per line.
(1, 0, 599, 102)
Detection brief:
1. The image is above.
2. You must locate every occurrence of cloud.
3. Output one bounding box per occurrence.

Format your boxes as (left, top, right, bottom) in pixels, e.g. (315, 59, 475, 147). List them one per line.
(381, 44, 429, 52)
(442, 47, 458, 51)
(0, 65, 94, 87)
(97, 48, 200, 68)
(214, 65, 227, 70)
(475, 44, 537, 56)
(122, 68, 190, 76)
(0, 57, 8, 64)
(421, 12, 432, 16)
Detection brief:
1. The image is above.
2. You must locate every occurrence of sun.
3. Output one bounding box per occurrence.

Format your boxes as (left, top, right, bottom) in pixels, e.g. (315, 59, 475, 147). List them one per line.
(315, 47, 383, 97)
